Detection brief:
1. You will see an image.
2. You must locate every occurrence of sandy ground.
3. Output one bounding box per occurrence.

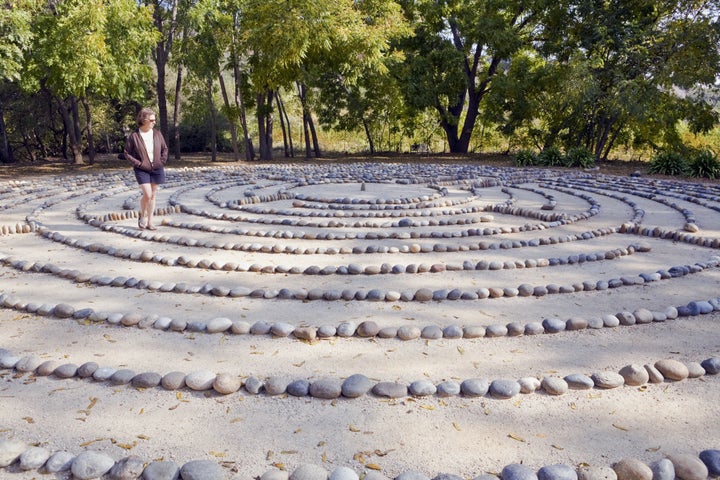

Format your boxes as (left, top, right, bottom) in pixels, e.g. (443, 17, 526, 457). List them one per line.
(0, 162, 719, 479)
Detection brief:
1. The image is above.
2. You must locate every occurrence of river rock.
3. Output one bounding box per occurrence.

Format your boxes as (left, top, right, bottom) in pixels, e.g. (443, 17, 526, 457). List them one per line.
(619, 364, 649, 386)
(71, 450, 115, 479)
(342, 374, 374, 398)
(613, 458, 652, 480)
(699, 450, 720, 476)
(654, 359, 689, 381)
(179, 459, 225, 480)
(577, 466, 617, 480)
(289, 463, 328, 480)
(538, 464, 578, 480)
(666, 454, 708, 480)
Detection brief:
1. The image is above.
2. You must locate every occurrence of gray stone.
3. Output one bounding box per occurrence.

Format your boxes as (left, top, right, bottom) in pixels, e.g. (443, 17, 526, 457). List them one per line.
(54, 363, 79, 378)
(538, 464, 578, 480)
(436, 381, 461, 397)
(310, 378, 343, 399)
(272, 322, 296, 337)
(685, 362, 705, 378)
(699, 449, 720, 476)
(92, 367, 117, 381)
(336, 322, 357, 337)
(461, 378, 490, 397)
(110, 369, 136, 385)
(289, 463, 328, 480)
(357, 321, 380, 337)
(18, 446, 50, 470)
(15, 355, 42, 372)
(541, 377, 569, 395)
(398, 326, 421, 340)
(77, 362, 100, 378)
(489, 379, 520, 399)
(701, 357, 720, 374)
(71, 450, 115, 479)
(421, 325, 444, 339)
(409, 380, 437, 396)
(244, 376, 264, 394)
(666, 454, 708, 480)
(45, 451, 74, 473)
(329, 466, 359, 480)
(372, 381, 407, 398)
(185, 370, 216, 390)
(542, 318, 566, 333)
(141, 460, 180, 479)
(396, 472, 431, 480)
(342, 374, 374, 398)
(265, 376, 290, 395)
(288, 379, 311, 396)
(518, 377, 541, 393)
(592, 371, 625, 389)
(179, 459, 225, 480)
(644, 364, 664, 383)
(619, 364, 649, 386)
(650, 458, 674, 480)
(132, 372, 162, 388)
(161, 371, 186, 390)
(564, 374, 594, 390)
(206, 317, 232, 333)
(501, 463, 538, 480)
(108, 455, 145, 480)
(261, 468, 290, 480)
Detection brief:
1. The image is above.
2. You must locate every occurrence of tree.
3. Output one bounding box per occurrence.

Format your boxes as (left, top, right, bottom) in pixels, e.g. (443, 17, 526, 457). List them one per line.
(22, 0, 158, 164)
(395, 0, 547, 154)
(0, 0, 38, 163)
(492, 0, 720, 160)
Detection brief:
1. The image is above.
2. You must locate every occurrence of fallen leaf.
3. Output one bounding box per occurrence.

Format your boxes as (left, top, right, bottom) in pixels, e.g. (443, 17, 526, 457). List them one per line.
(508, 433, 526, 443)
(349, 424, 361, 432)
(281, 450, 298, 455)
(612, 424, 629, 431)
(230, 418, 243, 424)
(137, 435, 151, 440)
(420, 405, 434, 410)
(452, 422, 461, 431)
(552, 444, 564, 450)
(210, 451, 226, 458)
(366, 464, 382, 471)
(80, 438, 107, 447)
(322, 452, 328, 462)
(22, 417, 34, 424)
(646, 446, 661, 452)
(457, 346, 465, 355)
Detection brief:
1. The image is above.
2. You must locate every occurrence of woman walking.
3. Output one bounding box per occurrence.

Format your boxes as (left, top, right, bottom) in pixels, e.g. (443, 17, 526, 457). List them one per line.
(123, 107, 168, 230)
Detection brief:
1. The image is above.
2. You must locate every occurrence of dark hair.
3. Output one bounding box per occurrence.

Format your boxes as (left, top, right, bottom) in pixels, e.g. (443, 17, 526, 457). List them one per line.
(136, 107, 156, 127)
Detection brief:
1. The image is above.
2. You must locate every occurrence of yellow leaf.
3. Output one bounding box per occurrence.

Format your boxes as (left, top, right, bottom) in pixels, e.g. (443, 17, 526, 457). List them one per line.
(139, 408, 144, 414)
(349, 424, 361, 432)
(137, 435, 150, 440)
(552, 444, 564, 450)
(115, 442, 136, 450)
(612, 424, 629, 431)
(281, 450, 298, 455)
(322, 452, 328, 463)
(168, 404, 179, 410)
(22, 417, 34, 424)
(508, 433, 526, 443)
(420, 405, 434, 410)
(272, 463, 285, 470)
(354, 453, 366, 464)
(646, 446, 661, 452)
(366, 464, 382, 471)
(569, 402, 577, 410)
(230, 418, 243, 424)
(452, 422, 461, 431)
(392, 305, 401, 311)
(80, 438, 106, 447)
(457, 346, 465, 355)
(210, 451, 226, 458)
(294, 429, 302, 434)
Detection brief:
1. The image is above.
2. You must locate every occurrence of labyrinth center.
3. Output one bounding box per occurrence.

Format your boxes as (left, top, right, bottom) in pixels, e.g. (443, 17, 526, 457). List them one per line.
(0, 162, 719, 479)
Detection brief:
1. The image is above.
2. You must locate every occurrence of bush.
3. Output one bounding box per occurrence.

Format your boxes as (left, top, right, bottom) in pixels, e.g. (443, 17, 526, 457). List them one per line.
(514, 149, 537, 167)
(687, 149, 720, 179)
(648, 151, 688, 176)
(565, 146, 596, 168)
(538, 146, 564, 167)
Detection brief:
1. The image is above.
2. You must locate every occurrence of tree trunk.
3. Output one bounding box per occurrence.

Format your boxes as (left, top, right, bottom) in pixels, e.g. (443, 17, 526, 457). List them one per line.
(275, 91, 293, 158)
(0, 98, 13, 163)
(308, 114, 321, 158)
(81, 98, 96, 165)
(207, 76, 217, 162)
(173, 63, 183, 160)
(152, 0, 178, 142)
(257, 89, 274, 161)
(362, 118, 374, 154)
(57, 96, 83, 164)
(218, 73, 240, 161)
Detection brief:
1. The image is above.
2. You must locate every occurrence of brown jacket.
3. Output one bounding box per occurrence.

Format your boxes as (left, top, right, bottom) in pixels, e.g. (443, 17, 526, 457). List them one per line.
(123, 129, 168, 172)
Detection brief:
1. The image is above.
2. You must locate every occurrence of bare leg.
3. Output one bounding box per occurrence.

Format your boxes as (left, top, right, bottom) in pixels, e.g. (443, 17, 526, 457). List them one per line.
(139, 183, 153, 228)
(146, 183, 159, 228)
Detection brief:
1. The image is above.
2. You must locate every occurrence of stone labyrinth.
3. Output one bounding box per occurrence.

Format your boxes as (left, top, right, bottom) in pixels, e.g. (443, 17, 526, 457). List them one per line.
(0, 161, 719, 480)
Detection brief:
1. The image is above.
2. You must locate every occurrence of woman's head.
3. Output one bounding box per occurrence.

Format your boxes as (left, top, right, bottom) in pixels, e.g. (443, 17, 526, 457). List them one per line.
(136, 107, 157, 127)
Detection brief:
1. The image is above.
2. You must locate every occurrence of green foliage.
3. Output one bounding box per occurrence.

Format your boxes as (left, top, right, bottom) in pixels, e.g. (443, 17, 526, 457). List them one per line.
(538, 146, 564, 167)
(648, 151, 689, 176)
(513, 149, 537, 167)
(687, 149, 720, 179)
(564, 146, 595, 168)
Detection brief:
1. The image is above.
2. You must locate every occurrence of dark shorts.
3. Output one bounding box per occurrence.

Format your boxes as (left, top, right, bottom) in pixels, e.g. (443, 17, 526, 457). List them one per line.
(134, 167, 166, 185)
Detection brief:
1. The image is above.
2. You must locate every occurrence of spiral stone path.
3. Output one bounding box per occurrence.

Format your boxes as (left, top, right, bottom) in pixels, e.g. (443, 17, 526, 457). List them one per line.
(0, 161, 719, 480)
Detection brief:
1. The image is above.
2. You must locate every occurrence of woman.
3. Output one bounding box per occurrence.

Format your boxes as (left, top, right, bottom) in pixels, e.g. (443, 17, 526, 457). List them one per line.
(123, 107, 168, 230)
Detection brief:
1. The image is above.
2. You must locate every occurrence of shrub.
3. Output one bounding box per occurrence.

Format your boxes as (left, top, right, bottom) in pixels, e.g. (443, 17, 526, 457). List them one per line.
(514, 149, 537, 167)
(538, 146, 565, 167)
(565, 146, 596, 168)
(687, 149, 720, 179)
(648, 151, 688, 176)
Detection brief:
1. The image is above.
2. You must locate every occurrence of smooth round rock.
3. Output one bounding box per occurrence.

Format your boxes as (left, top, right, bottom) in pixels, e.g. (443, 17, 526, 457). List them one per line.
(619, 364, 649, 386)
(161, 371, 186, 390)
(613, 458, 652, 480)
(19, 446, 50, 470)
(564, 374, 594, 390)
(461, 378, 490, 397)
(132, 372, 162, 388)
(141, 460, 180, 479)
(179, 459, 225, 480)
(409, 380, 437, 396)
(264, 376, 290, 395)
(289, 463, 328, 480)
(0, 439, 28, 467)
(518, 377, 541, 394)
(654, 359, 689, 380)
(342, 374, 374, 398)
(185, 371, 216, 391)
(398, 326, 421, 340)
(701, 357, 720, 374)
(538, 464, 578, 480)
(577, 466, 617, 480)
(206, 317, 232, 333)
(310, 379, 343, 399)
(213, 373, 242, 394)
(372, 382, 407, 398)
(437, 381, 461, 397)
(489, 379, 520, 399)
(541, 377, 569, 395)
(71, 450, 115, 479)
(501, 463, 538, 480)
(699, 450, 720, 476)
(591, 371, 625, 389)
(650, 458, 675, 480)
(330, 466, 360, 480)
(666, 454, 709, 480)
(108, 454, 145, 479)
(45, 451, 74, 473)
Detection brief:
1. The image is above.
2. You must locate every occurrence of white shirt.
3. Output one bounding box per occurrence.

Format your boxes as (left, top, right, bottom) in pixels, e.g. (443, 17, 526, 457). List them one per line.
(140, 129, 155, 164)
